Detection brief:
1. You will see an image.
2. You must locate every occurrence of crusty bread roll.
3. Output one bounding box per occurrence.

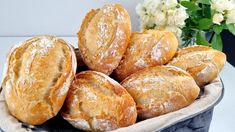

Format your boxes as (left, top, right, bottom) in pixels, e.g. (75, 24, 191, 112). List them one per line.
(114, 30, 178, 81)
(61, 71, 137, 131)
(1, 36, 77, 125)
(121, 66, 200, 119)
(78, 4, 131, 75)
(167, 45, 226, 87)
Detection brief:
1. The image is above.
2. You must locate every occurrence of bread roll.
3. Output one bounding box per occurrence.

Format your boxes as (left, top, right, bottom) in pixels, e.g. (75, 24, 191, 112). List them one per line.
(78, 4, 131, 75)
(61, 71, 137, 131)
(121, 66, 200, 119)
(167, 45, 226, 87)
(1, 36, 77, 125)
(114, 30, 178, 81)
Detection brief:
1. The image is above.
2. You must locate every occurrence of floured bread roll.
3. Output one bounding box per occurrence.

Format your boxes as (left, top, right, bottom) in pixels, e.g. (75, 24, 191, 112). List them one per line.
(78, 4, 131, 75)
(121, 66, 200, 119)
(168, 45, 226, 87)
(61, 71, 137, 131)
(114, 30, 178, 81)
(1, 36, 77, 125)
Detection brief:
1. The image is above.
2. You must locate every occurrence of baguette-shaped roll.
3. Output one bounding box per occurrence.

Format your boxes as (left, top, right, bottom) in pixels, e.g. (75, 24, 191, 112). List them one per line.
(114, 30, 178, 81)
(121, 66, 200, 119)
(1, 36, 77, 125)
(168, 45, 226, 86)
(78, 4, 131, 75)
(61, 71, 137, 131)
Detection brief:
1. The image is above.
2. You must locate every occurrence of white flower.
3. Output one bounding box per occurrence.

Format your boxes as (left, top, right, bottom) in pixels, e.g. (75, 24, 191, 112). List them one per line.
(167, 6, 189, 27)
(211, 0, 234, 13)
(139, 15, 151, 29)
(165, 26, 182, 39)
(153, 10, 166, 26)
(226, 9, 235, 24)
(136, 4, 146, 17)
(136, 0, 163, 29)
(135, 0, 188, 44)
(213, 13, 224, 25)
(143, 0, 161, 8)
(141, 0, 161, 15)
(161, 0, 178, 10)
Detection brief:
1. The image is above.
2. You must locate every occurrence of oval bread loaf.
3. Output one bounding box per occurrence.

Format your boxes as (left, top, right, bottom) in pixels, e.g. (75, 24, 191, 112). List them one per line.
(168, 45, 226, 87)
(114, 30, 178, 81)
(61, 71, 137, 131)
(78, 4, 131, 75)
(1, 36, 77, 125)
(121, 66, 200, 119)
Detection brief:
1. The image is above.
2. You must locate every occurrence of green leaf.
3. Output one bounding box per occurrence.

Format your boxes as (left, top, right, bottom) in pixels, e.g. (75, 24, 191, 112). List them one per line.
(211, 34, 223, 51)
(227, 24, 235, 35)
(181, 1, 201, 11)
(213, 25, 223, 34)
(145, 23, 156, 30)
(198, 18, 213, 30)
(202, 4, 211, 18)
(197, 0, 210, 5)
(222, 23, 228, 29)
(196, 31, 210, 46)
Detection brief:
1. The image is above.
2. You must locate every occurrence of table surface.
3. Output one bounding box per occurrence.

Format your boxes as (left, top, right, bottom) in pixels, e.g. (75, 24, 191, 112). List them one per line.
(0, 37, 234, 132)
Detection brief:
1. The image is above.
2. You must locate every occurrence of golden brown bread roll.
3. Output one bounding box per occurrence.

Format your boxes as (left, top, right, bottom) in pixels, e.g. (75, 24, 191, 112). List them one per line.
(78, 4, 131, 75)
(121, 66, 200, 119)
(61, 71, 137, 131)
(1, 36, 77, 125)
(167, 45, 226, 87)
(114, 30, 178, 81)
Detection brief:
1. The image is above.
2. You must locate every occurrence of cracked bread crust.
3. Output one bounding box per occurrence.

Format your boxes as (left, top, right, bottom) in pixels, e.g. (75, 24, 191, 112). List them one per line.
(1, 36, 77, 125)
(61, 71, 137, 131)
(121, 66, 200, 119)
(168, 45, 226, 86)
(114, 30, 178, 81)
(78, 4, 131, 75)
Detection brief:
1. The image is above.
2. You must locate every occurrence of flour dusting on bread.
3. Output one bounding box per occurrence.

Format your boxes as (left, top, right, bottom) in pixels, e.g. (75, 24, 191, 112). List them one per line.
(63, 117, 91, 131)
(78, 4, 131, 75)
(92, 118, 118, 131)
(2, 36, 77, 125)
(134, 58, 147, 67)
(114, 30, 178, 81)
(151, 43, 162, 61)
(62, 71, 137, 131)
(97, 18, 109, 48)
(4, 81, 12, 95)
(32, 36, 55, 55)
(168, 45, 226, 86)
(121, 66, 200, 119)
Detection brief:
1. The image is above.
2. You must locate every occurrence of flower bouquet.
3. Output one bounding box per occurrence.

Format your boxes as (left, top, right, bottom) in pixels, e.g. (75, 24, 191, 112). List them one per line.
(136, 0, 235, 51)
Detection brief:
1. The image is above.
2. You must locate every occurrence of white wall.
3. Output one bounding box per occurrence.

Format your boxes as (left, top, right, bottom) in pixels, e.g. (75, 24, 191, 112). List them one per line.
(0, 0, 142, 36)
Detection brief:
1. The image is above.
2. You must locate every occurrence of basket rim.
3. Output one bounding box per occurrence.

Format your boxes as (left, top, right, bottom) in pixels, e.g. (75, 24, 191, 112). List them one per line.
(158, 77, 224, 131)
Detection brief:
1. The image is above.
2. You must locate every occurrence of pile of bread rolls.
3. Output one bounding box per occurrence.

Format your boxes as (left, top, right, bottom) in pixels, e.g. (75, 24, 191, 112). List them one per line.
(1, 4, 226, 131)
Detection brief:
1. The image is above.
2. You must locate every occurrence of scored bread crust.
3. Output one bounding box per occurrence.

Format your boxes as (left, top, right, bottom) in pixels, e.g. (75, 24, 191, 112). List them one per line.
(61, 71, 137, 131)
(114, 30, 178, 81)
(167, 45, 226, 87)
(1, 36, 77, 125)
(78, 4, 131, 75)
(121, 66, 200, 119)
